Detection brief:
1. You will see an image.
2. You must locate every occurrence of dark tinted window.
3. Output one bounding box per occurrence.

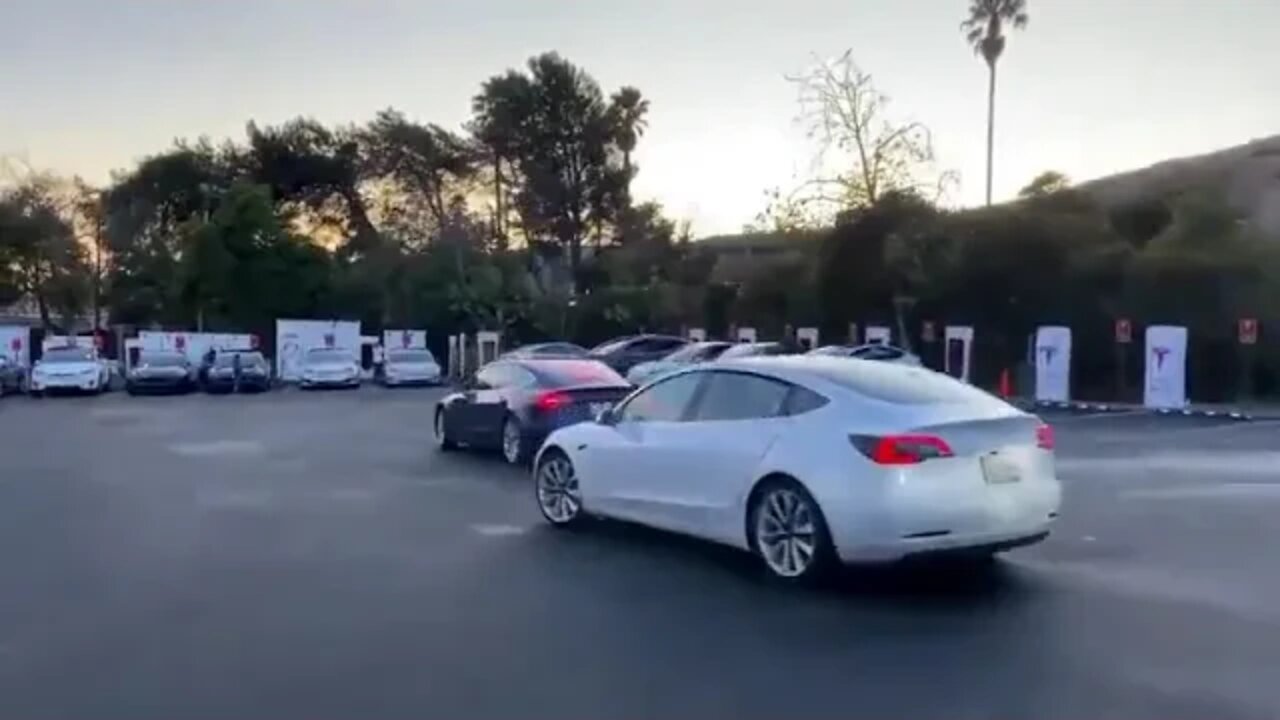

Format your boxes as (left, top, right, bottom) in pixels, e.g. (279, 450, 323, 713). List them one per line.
(660, 342, 727, 363)
(529, 360, 626, 388)
(851, 345, 906, 361)
(43, 348, 94, 363)
(808, 361, 1005, 407)
(618, 372, 702, 422)
(807, 345, 850, 357)
(691, 371, 790, 421)
(589, 337, 633, 355)
(783, 385, 829, 416)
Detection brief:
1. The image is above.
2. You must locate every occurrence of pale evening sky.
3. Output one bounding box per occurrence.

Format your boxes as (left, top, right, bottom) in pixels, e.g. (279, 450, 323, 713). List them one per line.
(1, 0, 1276, 235)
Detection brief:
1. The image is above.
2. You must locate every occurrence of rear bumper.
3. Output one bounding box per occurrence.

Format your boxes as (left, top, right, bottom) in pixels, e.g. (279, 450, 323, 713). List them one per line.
(837, 525, 1054, 563)
(383, 375, 441, 387)
(206, 376, 271, 392)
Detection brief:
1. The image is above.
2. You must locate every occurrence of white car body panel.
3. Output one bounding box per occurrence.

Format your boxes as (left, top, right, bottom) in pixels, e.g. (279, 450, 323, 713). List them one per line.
(299, 357, 361, 387)
(538, 358, 1060, 564)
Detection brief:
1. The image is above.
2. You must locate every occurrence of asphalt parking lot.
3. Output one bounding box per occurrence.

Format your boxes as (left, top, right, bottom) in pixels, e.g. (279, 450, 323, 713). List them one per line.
(1, 390, 1278, 719)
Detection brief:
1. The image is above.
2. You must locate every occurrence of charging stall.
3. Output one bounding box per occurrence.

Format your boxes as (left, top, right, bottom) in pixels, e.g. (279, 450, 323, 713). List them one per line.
(1143, 325, 1188, 409)
(944, 325, 974, 383)
(275, 320, 362, 383)
(1034, 326, 1072, 403)
(865, 326, 891, 345)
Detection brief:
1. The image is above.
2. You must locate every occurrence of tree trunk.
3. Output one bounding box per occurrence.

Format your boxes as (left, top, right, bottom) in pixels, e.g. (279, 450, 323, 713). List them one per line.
(493, 154, 505, 247)
(984, 60, 997, 206)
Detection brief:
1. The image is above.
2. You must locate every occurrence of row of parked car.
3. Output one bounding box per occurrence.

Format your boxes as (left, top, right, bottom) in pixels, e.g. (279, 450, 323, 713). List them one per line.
(501, 334, 921, 383)
(0, 344, 445, 398)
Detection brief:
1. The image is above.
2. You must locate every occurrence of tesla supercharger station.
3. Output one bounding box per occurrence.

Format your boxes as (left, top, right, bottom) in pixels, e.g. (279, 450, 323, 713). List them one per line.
(688, 328, 707, 342)
(737, 327, 757, 343)
(865, 326, 891, 345)
(1034, 326, 1072, 403)
(477, 331, 500, 366)
(944, 325, 974, 383)
(1144, 325, 1188, 409)
(796, 327, 819, 351)
(0, 326, 30, 369)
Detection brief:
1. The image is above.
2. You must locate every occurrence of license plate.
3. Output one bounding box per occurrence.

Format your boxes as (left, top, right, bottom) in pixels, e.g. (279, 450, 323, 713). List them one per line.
(589, 402, 611, 417)
(980, 453, 1022, 484)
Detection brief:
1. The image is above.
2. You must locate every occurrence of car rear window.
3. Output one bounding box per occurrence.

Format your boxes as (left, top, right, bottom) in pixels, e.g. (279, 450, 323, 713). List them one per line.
(808, 360, 1004, 407)
(530, 360, 627, 388)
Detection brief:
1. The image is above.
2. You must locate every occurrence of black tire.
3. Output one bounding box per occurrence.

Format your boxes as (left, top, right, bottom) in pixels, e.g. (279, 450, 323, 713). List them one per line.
(434, 408, 457, 451)
(747, 478, 836, 584)
(534, 448, 585, 528)
(500, 414, 530, 466)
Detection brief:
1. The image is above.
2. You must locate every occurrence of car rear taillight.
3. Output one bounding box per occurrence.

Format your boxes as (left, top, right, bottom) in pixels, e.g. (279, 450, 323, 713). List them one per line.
(1035, 423, 1055, 450)
(849, 434, 954, 465)
(534, 391, 572, 413)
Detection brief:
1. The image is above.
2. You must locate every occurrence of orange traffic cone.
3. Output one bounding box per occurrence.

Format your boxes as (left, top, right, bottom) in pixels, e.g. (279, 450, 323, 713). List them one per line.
(998, 368, 1013, 398)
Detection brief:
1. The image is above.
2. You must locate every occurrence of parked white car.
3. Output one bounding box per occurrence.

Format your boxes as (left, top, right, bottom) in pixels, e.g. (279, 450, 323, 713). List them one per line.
(533, 356, 1059, 582)
(381, 349, 442, 386)
(299, 348, 361, 389)
(29, 346, 112, 396)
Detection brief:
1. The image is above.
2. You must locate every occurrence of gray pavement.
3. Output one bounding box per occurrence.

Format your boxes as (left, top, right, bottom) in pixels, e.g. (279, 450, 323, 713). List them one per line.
(1, 389, 1278, 719)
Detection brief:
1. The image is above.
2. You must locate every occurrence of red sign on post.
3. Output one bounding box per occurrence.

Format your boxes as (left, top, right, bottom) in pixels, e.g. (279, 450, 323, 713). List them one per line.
(921, 321, 937, 343)
(1239, 318, 1259, 345)
(1115, 319, 1132, 344)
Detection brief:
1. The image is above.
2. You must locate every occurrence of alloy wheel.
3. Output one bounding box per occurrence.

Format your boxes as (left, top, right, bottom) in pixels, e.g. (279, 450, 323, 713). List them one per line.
(536, 453, 581, 525)
(502, 418, 522, 464)
(755, 487, 819, 578)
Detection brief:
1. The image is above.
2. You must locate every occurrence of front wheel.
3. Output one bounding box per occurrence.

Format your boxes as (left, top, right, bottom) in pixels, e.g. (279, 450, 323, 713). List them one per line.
(535, 449, 584, 527)
(749, 480, 835, 583)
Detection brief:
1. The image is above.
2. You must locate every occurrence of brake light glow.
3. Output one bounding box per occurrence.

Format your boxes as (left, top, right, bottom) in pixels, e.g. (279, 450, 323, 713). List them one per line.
(1035, 423, 1055, 450)
(534, 391, 572, 413)
(849, 434, 954, 465)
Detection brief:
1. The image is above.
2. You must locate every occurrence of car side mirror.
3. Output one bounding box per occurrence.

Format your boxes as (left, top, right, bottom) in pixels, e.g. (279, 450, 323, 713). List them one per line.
(596, 406, 616, 425)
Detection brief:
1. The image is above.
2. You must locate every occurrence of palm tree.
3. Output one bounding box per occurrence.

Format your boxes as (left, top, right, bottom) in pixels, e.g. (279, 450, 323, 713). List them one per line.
(962, 0, 1029, 206)
(609, 86, 650, 182)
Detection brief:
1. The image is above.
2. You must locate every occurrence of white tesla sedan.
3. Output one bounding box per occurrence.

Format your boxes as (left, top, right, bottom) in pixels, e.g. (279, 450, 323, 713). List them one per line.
(533, 356, 1059, 581)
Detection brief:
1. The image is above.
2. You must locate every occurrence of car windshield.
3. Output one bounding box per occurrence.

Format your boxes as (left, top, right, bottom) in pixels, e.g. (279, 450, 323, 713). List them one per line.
(305, 350, 349, 364)
(42, 348, 94, 363)
(529, 360, 627, 388)
(215, 352, 265, 367)
(807, 360, 1004, 407)
(388, 350, 433, 363)
(662, 342, 728, 363)
(139, 353, 185, 367)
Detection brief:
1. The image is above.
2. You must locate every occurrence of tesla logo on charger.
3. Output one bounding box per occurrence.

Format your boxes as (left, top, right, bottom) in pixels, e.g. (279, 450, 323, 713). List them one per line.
(323, 333, 335, 348)
(401, 330, 412, 348)
(1151, 346, 1171, 370)
(1038, 346, 1057, 365)
(174, 335, 186, 351)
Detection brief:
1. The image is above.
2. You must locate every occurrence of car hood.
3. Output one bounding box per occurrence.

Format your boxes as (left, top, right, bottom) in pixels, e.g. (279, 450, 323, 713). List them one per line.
(37, 361, 98, 374)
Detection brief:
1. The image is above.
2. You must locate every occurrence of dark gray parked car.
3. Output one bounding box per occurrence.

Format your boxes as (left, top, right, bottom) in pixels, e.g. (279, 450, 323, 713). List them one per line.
(586, 334, 688, 374)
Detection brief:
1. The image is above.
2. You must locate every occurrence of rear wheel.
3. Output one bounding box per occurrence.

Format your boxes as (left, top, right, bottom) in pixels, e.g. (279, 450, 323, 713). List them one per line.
(749, 479, 834, 583)
(535, 449, 583, 527)
(434, 409, 457, 451)
(501, 415, 527, 465)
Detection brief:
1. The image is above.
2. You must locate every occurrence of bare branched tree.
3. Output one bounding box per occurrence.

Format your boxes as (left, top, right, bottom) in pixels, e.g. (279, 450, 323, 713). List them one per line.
(782, 51, 955, 225)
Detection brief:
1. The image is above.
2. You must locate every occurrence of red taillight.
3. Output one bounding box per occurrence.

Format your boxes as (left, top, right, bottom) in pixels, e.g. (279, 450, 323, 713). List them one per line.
(534, 391, 571, 413)
(849, 434, 954, 465)
(1035, 423, 1055, 450)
